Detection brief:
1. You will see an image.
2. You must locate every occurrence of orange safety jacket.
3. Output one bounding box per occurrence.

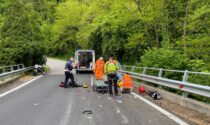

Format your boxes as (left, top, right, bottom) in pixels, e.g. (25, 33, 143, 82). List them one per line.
(122, 74, 133, 88)
(94, 59, 105, 79)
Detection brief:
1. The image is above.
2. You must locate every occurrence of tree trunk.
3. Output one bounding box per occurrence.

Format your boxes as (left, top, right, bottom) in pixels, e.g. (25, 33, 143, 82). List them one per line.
(154, 19, 160, 48)
(133, 0, 150, 37)
(183, 0, 190, 54)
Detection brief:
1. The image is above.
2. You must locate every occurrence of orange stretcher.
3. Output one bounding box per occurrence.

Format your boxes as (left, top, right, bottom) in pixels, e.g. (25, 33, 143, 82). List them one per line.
(122, 74, 133, 93)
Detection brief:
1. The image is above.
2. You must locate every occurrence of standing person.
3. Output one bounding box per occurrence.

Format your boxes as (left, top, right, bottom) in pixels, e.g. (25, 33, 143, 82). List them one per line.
(94, 57, 105, 80)
(104, 56, 119, 96)
(113, 59, 122, 81)
(64, 57, 75, 88)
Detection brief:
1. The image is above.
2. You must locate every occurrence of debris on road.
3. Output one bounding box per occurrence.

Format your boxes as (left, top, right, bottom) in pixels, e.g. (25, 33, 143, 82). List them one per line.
(116, 109, 120, 114)
(139, 86, 145, 93)
(33, 103, 40, 106)
(146, 90, 161, 100)
(82, 110, 93, 114)
(82, 83, 89, 88)
(137, 85, 161, 100)
(115, 96, 122, 103)
(99, 104, 103, 108)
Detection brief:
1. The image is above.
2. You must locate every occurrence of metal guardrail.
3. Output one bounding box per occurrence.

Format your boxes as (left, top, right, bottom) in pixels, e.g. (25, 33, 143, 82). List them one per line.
(0, 64, 33, 84)
(120, 65, 210, 98)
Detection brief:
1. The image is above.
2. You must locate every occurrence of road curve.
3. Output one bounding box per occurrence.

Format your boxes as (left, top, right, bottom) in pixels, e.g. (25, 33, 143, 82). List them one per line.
(0, 58, 182, 125)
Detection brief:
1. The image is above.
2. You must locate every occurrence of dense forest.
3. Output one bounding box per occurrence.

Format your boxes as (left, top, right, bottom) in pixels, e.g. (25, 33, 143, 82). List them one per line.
(0, 0, 210, 72)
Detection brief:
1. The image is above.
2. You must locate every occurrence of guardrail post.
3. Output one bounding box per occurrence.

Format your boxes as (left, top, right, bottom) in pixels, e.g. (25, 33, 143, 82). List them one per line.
(10, 66, 13, 72)
(123, 65, 126, 70)
(2, 68, 5, 74)
(132, 66, 135, 72)
(183, 70, 188, 82)
(143, 67, 147, 74)
(182, 70, 188, 98)
(141, 67, 147, 85)
(17, 65, 20, 70)
(158, 68, 163, 89)
(158, 68, 163, 77)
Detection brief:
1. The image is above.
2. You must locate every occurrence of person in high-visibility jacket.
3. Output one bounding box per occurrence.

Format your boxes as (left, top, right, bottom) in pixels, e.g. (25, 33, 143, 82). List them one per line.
(104, 56, 119, 96)
(122, 74, 133, 90)
(94, 57, 105, 80)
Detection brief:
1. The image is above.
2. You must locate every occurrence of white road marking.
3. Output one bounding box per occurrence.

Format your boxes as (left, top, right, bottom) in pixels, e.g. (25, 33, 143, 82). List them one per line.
(91, 76, 93, 86)
(116, 100, 122, 103)
(87, 115, 93, 122)
(131, 92, 189, 125)
(33, 103, 39, 106)
(99, 104, 103, 108)
(81, 96, 86, 100)
(116, 109, 120, 114)
(59, 100, 72, 125)
(0, 75, 43, 98)
(121, 113, 129, 124)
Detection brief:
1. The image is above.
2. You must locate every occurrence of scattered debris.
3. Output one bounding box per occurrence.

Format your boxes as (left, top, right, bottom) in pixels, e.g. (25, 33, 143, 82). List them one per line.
(87, 89, 92, 92)
(116, 100, 122, 103)
(82, 110, 93, 114)
(87, 115, 93, 122)
(99, 105, 103, 108)
(33, 103, 39, 106)
(82, 83, 89, 88)
(139, 86, 145, 93)
(116, 109, 120, 114)
(146, 90, 161, 100)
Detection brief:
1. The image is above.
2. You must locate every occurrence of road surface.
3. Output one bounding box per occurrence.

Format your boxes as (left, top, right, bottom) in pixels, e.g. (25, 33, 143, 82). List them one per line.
(0, 58, 183, 125)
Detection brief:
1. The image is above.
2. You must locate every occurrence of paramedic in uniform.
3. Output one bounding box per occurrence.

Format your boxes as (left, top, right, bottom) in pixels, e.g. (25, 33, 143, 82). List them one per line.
(104, 56, 119, 96)
(64, 57, 75, 88)
(94, 57, 105, 80)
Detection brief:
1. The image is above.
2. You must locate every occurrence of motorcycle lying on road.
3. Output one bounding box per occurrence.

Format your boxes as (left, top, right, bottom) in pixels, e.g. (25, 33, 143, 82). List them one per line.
(33, 64, 45, 76)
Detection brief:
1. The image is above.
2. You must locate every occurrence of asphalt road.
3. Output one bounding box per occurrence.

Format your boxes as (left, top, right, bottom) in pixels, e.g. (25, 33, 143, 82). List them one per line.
(0, 58, 181, 125)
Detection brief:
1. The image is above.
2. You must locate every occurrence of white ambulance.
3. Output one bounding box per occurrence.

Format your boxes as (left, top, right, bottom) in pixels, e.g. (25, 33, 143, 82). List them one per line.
(75, 50, 95, 73)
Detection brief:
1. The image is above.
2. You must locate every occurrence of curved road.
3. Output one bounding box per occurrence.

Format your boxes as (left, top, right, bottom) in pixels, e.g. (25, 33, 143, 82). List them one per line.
(0, 58, 183, 125)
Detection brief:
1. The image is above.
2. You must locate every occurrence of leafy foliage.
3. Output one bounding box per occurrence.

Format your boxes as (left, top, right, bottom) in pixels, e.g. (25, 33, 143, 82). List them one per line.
(0, 0, 210, 71)
(0, 0, 46, 66)
(140, 48, 188, 70)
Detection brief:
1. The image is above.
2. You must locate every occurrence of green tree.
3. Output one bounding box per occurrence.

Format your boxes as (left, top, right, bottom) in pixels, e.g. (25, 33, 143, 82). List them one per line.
(0, 0, 45, 66)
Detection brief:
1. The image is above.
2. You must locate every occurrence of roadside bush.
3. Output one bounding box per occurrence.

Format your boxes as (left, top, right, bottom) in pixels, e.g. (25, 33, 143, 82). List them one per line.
(140, 48, 188, 70)
(140, 47, 210, 103)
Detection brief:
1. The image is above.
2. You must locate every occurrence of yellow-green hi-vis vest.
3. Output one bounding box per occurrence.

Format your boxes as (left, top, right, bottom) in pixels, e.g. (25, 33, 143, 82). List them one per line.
(106, 61, 118, 73)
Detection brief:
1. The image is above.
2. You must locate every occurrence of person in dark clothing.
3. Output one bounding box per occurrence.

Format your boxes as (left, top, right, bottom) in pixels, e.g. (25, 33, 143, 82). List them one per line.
(64, 58, 75, 88)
